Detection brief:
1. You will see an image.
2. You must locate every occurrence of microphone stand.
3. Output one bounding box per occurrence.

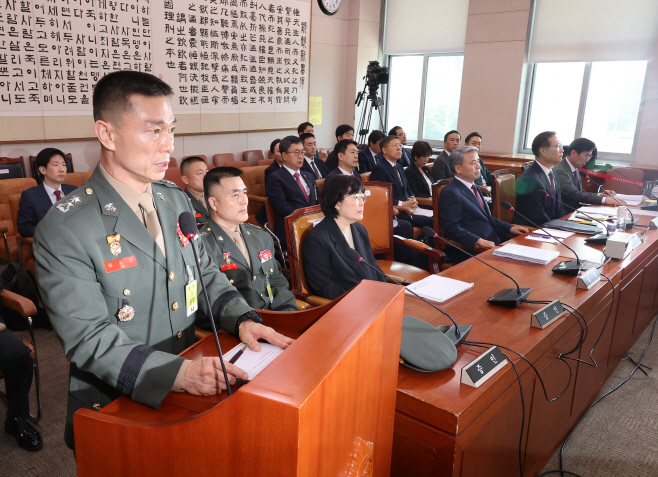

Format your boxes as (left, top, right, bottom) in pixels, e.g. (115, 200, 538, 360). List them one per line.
(357, 257, 472, 346)
(502, 201, 585, 276)
(422, 226, 532, 308)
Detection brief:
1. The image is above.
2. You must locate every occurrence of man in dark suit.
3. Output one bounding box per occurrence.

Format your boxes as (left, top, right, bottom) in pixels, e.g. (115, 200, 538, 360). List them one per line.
(464, 132, 493, 186)
(297, 121, 321, 162)
(432, 130, 460, 182)
(264, 138, 284, 183)
(325, 124, 354, 171)
(300, 133, 329, 179)
(0, 289, 42, 451)
(266, 135, 318, 249)
(554, 137, 621, 210)
(180, 156, 210, 224)
(370, 136, 433, 230)
(17, 148, 76, 237)
(514, 131, 567, 226)
(327, 140, 362, 181)
(388, 126, 412, 167)
(358, 130, 385, 173)
(440, 146, 528, 263)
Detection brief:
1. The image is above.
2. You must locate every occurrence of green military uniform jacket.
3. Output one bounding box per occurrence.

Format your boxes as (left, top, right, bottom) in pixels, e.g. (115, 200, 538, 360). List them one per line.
(202, 220, 297, 311)
(184, 188, 210, 224)
(33, 165, 259, 448)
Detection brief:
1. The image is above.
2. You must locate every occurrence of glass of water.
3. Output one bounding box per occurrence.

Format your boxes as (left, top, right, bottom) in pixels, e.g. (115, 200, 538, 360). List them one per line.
(616, 207, 630, 232)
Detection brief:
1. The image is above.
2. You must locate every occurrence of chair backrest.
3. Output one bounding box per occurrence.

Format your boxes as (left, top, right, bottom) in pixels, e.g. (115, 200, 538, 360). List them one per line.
(359, 182, 394, 260)
(241, 165, 268, 225)
(285, 205, 325, 295)
(258, 159, 274, 166)
(213, 153, 236, 166)
(431, 179, 453, 251)
(224, 160, 250, 169)
(163, 167, 185, 189)
(0, 178, 37, 252)
(315, 178, 325, 192)
(9, 193, 21, 238)
(0, 157, 27, 180)
(265, 197, 279, 243)
(318, 152, 327, 161)
(65, 172, 93, 188)
(492, 168, 517, 178)
(491, 173, 516, 222)
(360, 172, 371, 182)
(169, 157, 177, 167)
(603, 167, 644, 195)
(30, 153, 74, 182)
(243, 150, 265, 165)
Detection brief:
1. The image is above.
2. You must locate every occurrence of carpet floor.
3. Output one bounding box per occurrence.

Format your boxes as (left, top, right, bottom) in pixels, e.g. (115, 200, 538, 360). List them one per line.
(2, 317, 658, 476)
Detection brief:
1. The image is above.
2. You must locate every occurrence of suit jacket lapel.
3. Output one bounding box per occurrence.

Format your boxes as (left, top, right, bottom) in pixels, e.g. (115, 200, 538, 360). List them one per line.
(92, 167, 167, 269)
(155, 185, 189, 271)
(283, 169, 309, 203)
(351, 224, 375, 281)
(210, 221, 250, 269)
(457, 180, 489, 219)
(326, 219, 369, 281)
(36, 184, 53, 216)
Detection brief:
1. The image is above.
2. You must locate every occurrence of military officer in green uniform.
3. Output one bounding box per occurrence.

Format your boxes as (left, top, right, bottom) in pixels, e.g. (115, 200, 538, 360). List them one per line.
(180, 156, 210, 225)
(201, 167, 297, 311)
(33, 71, 293, 450)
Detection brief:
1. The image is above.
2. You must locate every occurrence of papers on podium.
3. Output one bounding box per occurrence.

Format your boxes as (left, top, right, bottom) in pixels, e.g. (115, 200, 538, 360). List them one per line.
(493, 243, 559, 265)
(223, 342, 285, 380)
(405, 275, 474, 302)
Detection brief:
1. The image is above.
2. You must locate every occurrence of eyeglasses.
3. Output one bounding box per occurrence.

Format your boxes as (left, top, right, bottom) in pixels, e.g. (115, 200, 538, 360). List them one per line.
(284, 149, 304, 156)
(344, 194, 367, 204)
(582, 152, 593, 159)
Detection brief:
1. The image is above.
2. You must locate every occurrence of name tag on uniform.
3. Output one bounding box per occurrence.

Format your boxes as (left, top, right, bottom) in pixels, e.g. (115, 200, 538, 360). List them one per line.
(221, 263, 238, 271)
(185, 266, 198, 317)
(104, 255, 137, 273)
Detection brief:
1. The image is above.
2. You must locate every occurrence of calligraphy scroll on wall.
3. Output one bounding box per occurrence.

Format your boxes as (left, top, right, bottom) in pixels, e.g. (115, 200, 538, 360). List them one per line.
(0, 0, 310, 141)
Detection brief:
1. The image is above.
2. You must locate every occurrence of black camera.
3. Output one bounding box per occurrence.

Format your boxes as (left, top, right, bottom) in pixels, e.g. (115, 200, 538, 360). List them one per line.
(365, 61, 389, 100)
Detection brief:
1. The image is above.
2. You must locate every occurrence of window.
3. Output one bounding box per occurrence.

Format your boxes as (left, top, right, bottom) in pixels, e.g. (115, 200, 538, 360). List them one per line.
(522, 61, 648, 160)
(385, 54, 464, 144)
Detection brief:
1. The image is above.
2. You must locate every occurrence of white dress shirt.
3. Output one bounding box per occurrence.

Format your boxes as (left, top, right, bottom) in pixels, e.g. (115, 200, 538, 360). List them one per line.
(42, 182, 64, 204)
(284, 164, 310, 196)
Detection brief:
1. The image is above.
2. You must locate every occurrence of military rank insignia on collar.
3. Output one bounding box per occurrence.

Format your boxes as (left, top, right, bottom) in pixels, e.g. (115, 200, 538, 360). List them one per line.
(104, 203, 117, 212)
(106, 234, 121, 256)
(56, 196, 81, 213)
(157, 192, 165, 201)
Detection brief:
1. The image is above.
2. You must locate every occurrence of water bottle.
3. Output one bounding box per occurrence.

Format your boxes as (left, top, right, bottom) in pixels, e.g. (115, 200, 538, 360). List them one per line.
(616, 207, 630, 232)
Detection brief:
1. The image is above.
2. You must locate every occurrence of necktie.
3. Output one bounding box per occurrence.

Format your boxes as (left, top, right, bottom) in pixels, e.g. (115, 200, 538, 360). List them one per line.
(293, 172, 309, 203)
(548, 171, 557, 197)
(138, 193, 166, 258)
(54, 190, 61, 201)
(393, 164, 404, 189)
(310, 160, 321, 179)
(471, 184, 485, 209)
(573, 169, 580, 190)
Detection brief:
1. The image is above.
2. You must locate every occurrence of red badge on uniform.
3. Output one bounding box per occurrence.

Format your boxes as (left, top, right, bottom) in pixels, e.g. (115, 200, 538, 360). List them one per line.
(176, 222, 190, 247)
(194, 213, 202, 218)
(104, 255, 138, 273)
(221, 263, 238, 271)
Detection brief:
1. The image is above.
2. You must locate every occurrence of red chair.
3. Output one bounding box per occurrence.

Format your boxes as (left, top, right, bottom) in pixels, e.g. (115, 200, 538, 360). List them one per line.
(163, 167, 185, 189)
(243, 150, 265, 166)
(213, 153, 236, 166)
(224, 160, 250, 169)
(258, 159, 274, 166)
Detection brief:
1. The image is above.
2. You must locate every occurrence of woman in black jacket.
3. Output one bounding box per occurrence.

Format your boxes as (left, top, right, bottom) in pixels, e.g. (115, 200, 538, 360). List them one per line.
(302, 175, 386, 300)
(404, 140, 435, 210)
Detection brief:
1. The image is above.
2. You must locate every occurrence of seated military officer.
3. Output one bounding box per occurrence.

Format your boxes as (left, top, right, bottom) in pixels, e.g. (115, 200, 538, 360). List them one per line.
(201, 167, 297, 311)
(180, 156, 210, 224)
(33, 70, 293, 450)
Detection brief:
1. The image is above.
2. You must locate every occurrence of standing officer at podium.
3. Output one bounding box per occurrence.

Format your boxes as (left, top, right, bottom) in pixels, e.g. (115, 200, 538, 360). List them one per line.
(33, 70, 293, 450)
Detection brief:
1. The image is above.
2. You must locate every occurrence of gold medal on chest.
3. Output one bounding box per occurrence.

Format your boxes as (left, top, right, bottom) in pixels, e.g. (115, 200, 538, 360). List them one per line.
(106, 234, 121, 257)
(118, 300, 134, 322)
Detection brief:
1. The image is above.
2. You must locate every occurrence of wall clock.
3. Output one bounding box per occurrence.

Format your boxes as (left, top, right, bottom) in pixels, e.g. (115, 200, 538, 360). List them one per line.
(318, 0, 342, 16)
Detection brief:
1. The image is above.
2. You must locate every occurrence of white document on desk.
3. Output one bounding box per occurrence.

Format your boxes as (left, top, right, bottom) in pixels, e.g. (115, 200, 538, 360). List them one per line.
(578, 206, 618, 217)
(615, 194, 645, 206)
(526, 228, 575, 244)
(629, 208, 658, 217)
(223, 342, 285, 380)
(413, 208, 433, 217)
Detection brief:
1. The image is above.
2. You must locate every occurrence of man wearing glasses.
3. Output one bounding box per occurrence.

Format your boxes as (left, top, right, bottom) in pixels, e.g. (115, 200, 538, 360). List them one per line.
(265, 135, 319, 250)
(553, 137, 622, 210)
(388, 126, 412, 167)
(513, 131, 567, 226)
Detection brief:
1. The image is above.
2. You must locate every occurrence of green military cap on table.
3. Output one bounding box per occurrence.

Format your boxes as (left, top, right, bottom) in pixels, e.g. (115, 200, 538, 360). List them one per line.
(399, 315, 458, 372)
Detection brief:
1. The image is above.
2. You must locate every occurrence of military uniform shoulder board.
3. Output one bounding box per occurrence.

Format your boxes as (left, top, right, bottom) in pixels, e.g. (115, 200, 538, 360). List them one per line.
(198, 230, 209, 237)
(54, 194, 87, 214)
(243, 223, 264, 232)
(156, 179, 181, 189)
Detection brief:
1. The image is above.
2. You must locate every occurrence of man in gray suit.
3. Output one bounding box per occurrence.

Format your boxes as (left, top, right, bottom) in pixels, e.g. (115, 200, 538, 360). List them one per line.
(553, 138, 622, 210)
(432, 130, 460, 182)
(34, 70, 293, 450)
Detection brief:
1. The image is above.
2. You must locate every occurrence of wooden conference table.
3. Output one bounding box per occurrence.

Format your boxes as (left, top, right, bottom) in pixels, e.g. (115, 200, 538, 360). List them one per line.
(391, 207, 658, 476)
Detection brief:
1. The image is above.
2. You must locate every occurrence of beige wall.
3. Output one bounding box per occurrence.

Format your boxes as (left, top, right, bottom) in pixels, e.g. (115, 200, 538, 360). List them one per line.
(1, 0, 382, 174)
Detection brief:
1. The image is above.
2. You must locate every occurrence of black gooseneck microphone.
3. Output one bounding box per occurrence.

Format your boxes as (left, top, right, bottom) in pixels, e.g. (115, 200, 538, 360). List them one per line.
(501, 201, 585, 276)
(179, 211, 233, 396)
(356, 256, 472, 346)
(421, 226, 532, 308)
(537, 187, 610, 245)
(578, 169, 604, 194)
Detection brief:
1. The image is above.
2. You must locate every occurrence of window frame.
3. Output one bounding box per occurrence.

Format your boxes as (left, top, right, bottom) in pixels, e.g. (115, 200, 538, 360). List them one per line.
(384, 52, 464, 147)
(519, 61, 651, 164)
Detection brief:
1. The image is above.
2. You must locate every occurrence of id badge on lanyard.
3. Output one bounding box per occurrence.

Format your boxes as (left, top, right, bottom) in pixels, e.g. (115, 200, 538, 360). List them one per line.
(185, 265, 198, 316)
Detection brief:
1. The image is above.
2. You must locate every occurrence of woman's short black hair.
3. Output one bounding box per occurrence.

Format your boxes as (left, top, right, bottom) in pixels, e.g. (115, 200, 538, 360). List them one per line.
(36, 147, 66, 171)
(269, 138, 281, 154)
(321, 175, 365, 219)
(410, 140, 433, 160)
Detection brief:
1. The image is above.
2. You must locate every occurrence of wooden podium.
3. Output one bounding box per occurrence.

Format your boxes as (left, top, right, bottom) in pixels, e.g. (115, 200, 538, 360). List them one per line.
(73, 281, 404, 477)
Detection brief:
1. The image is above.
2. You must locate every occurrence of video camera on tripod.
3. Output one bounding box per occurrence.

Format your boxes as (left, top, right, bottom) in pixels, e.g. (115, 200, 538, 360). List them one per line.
(356, 61, 389, 144)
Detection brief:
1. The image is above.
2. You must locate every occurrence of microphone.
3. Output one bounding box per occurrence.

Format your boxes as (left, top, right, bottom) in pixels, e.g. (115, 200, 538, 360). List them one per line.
(501, 201, 585, 276)
(179, 211, 233, 396)
(599, 187, 638, 230)
(421, 226, 532, 308)
(538, 187, 610, 245)
(578, 170, 603, 194)
(356, 256, 472, 346)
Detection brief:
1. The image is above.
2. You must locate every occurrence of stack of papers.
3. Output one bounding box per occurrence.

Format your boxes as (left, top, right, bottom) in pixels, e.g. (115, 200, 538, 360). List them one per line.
(223, 342, 285, 380)
(405, 275, 474, 302)
(493, 243, 559, 265)
(526, 228, 575, 244)
(578, 206, 618, 217)
(615, 194, 645, 207)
